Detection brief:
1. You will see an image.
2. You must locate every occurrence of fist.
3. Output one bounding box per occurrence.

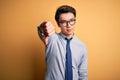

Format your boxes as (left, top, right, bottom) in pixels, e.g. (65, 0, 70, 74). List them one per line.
(41, 21, 55, 37)
(38, 21, 55, 45)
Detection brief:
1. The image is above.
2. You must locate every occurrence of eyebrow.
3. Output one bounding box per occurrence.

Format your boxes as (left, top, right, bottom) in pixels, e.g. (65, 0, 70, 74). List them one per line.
(59, 18, 76, 21)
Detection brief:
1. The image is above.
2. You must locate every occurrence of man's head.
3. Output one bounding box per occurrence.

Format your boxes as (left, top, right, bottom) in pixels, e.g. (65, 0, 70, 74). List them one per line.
(55, 5, 76, 24)
(55, 5, 76, 38)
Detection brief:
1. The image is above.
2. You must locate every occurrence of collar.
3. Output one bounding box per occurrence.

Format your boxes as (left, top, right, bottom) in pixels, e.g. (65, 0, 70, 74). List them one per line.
(59, 32, 74, 40)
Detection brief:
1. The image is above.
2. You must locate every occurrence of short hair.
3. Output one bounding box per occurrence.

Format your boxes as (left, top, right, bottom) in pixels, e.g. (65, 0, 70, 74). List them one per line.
(55, 5, 76, 23)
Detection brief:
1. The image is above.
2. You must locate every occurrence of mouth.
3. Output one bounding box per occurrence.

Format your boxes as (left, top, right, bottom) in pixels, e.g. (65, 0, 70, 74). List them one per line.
(67, 29, 73, 32)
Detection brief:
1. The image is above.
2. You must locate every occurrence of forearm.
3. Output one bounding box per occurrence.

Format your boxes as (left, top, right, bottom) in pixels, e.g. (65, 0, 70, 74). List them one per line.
(78, 48, 88, 80)
(78, 69, 88, 80)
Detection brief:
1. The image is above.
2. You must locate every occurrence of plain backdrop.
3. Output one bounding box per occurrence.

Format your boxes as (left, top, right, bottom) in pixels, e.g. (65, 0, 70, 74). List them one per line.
(0, 0, 120, 80)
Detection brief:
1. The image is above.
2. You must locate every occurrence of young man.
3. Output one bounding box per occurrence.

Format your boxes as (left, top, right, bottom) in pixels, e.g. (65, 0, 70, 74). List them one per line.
(38, 5, 88, 80)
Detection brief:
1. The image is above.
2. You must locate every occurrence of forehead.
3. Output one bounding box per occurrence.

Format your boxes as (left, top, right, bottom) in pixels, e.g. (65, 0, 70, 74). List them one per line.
(59, 12, 75, 20)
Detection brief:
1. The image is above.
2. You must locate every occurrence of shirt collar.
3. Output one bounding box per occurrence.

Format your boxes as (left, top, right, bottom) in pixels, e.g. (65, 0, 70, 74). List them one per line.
(59, 32, 74, 40)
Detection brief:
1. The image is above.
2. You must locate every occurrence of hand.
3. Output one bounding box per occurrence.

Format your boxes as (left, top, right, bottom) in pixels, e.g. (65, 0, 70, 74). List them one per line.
(38, 21, 55, 45)
(42, 21, 55, 37)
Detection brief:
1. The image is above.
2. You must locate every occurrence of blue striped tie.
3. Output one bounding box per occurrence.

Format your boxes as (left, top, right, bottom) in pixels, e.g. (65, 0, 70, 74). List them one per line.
(65, 38, 73, 80)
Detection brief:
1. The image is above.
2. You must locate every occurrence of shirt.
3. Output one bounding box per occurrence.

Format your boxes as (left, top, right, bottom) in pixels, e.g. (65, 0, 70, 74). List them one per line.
(45, 33, 88, 80)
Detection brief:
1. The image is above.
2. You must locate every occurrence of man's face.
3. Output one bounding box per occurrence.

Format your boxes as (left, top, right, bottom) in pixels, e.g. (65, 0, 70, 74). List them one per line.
(58, 12, 76, 37)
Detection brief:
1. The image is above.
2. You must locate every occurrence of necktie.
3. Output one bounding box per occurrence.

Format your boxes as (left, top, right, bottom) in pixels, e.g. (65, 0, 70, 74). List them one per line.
(65, 38, 73, 80)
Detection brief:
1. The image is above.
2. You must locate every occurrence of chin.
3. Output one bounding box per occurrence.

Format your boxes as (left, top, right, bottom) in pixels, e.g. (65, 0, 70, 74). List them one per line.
(66, 32, 74, 36)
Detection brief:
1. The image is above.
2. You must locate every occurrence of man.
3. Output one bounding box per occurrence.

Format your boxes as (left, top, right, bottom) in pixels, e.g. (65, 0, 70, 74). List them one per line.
(38, 5, 88, 80)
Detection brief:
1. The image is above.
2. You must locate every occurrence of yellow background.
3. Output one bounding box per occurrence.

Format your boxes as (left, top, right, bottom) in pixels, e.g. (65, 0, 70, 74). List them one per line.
(0, 0, 120, 80)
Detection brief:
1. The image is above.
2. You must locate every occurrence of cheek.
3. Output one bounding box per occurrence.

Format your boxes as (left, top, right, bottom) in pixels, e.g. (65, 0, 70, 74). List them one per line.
(60, 26, 65, 31)
(61, 27, 66, 32)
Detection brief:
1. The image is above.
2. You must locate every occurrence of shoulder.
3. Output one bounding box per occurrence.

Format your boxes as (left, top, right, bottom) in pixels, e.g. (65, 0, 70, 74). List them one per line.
(73, 36, 86, 47)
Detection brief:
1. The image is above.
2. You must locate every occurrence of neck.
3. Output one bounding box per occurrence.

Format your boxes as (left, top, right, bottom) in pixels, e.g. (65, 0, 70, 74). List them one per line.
(65, 34, 73, 39)
(61, 32, 74, 39)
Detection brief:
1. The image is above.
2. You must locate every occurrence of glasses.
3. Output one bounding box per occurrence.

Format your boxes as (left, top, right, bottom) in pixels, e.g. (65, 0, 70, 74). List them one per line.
(59, 18, 76, 27)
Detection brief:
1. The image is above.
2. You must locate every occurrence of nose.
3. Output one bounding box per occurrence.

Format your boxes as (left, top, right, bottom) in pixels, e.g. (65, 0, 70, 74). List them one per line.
(66, 22, 71, 28)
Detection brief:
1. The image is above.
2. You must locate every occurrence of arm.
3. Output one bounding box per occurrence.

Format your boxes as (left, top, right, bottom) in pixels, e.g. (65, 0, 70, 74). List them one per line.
(78, 48, 88, 80)
(37, 21, 55, 45)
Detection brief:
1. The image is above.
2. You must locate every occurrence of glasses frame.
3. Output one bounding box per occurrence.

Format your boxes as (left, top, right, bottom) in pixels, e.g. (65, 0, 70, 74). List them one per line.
(59, 18, 76, 27)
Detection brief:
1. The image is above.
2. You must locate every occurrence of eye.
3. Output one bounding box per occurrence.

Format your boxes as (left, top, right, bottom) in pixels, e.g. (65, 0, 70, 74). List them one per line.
(59, 20, 67, 24)
(69, 19, 76, 24)
(70, 19, 76, 21)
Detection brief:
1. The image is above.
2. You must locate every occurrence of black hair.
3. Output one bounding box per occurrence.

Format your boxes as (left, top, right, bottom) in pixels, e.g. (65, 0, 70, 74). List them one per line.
(55, 5, 76, 23)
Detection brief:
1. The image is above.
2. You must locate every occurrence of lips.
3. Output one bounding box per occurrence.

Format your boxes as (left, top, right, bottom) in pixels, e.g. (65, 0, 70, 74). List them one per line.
(67, 29, 73, 32)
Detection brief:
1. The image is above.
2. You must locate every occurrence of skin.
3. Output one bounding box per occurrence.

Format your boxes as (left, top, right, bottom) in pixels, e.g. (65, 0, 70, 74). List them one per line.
(58, 12, 75, 38)
(41, 12, 75, 45)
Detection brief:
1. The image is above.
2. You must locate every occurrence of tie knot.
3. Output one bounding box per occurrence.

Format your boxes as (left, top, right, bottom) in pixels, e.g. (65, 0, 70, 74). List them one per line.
(65, 37, 72, 43)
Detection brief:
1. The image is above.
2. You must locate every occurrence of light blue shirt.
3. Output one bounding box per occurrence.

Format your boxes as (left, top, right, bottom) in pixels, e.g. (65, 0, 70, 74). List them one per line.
(45, 33, 88, 80)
